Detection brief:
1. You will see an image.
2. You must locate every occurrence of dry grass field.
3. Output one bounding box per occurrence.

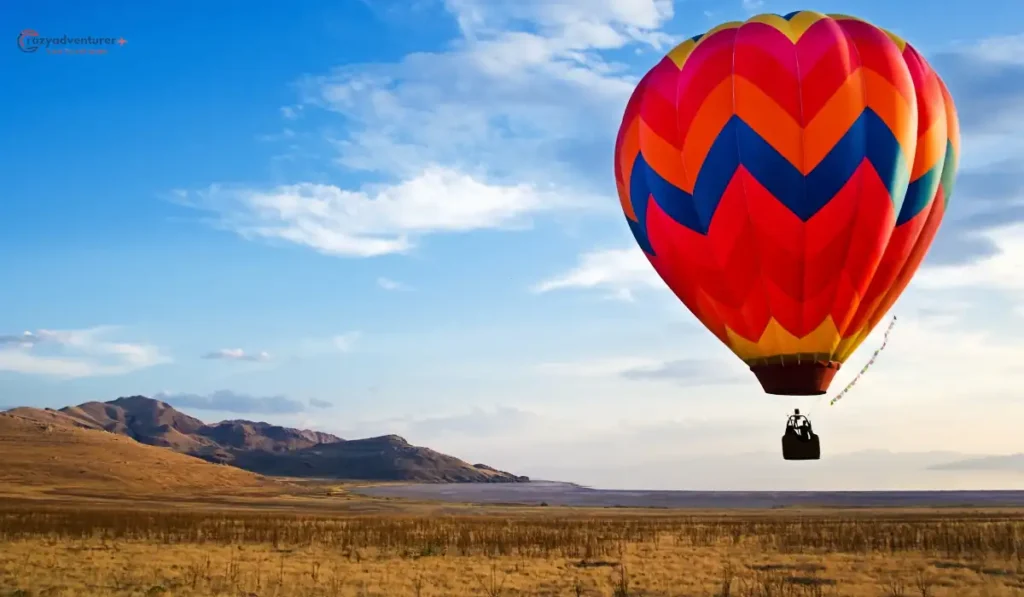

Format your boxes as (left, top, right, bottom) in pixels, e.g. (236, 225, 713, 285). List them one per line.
(3, 411, 1024, 596)
(1, 504, 1023, 597)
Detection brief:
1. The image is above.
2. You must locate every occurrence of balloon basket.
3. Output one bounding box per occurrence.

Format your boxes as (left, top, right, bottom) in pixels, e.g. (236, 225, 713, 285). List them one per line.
(782, 432, 821, 461)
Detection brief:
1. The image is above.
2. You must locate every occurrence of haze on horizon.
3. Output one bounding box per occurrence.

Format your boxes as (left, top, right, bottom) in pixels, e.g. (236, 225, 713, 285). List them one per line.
(2, 0, 1023, 492)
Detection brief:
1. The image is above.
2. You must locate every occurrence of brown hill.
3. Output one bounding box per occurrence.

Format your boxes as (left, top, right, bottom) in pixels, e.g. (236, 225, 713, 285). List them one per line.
(229, 434, 529, 482)
(42, 396, 335, 455)
(58, 396, 214, 452)
(5, 396, 528, 483)
(199, 419, 342, 452)
(4, 406, 102, 430)
(0, 411, 277, 497)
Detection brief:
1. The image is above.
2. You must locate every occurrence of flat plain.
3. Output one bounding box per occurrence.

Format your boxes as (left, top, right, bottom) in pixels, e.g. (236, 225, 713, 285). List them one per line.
(2, 413, 1024, 596)
(3, 499, 1024, 597)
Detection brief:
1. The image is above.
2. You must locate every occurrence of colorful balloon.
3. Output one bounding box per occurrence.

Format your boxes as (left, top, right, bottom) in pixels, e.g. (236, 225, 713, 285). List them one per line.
(614, 11, 960, 396)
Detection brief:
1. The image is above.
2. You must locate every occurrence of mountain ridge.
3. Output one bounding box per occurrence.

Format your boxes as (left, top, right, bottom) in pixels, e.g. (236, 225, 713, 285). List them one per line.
(3, 396, 529, 483)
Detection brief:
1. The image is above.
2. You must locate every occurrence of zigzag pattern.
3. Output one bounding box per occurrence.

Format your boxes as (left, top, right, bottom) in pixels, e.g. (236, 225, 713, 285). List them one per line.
(614, 10, 961, 365)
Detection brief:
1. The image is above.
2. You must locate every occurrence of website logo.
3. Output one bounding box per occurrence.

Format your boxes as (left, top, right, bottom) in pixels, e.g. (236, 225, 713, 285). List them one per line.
(17, 29, 38, 52)
(17, 29, 126, 55)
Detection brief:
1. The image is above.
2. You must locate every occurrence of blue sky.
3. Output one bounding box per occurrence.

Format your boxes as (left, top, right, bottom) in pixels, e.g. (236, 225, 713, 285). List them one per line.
(3, 0, 1024, 489)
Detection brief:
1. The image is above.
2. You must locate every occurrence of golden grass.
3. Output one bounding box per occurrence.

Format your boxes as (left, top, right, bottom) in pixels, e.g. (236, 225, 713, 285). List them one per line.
(0, 413, 285, 500)
(2, 505, 1023, 596)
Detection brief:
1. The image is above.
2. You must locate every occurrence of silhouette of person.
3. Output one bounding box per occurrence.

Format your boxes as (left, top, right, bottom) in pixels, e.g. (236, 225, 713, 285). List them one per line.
(791, 409, 810, 440)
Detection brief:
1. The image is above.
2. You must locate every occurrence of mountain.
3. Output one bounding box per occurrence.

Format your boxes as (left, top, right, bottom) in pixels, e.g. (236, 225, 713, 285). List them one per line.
(201, 419, 341, 451)
(0, 411, 276, 497)
(4, 396, 529, 483)
(930, 454, 1024, 472)
(228, 434, 527, 482)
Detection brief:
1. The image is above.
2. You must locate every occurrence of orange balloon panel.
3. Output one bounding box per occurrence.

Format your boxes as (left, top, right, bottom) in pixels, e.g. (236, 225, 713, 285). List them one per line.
(613, 11, 960, 395)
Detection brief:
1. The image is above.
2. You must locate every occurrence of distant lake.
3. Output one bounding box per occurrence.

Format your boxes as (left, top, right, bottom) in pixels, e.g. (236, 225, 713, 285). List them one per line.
(357, 481, 1024, 509)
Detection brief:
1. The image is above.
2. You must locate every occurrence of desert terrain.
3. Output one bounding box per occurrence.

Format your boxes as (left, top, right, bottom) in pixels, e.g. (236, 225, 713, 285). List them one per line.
(1, 408, 1023, 596)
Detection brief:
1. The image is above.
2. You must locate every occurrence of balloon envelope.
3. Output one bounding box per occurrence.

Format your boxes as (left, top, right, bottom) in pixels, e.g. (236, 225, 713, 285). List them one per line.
(614, 11, 960, 395)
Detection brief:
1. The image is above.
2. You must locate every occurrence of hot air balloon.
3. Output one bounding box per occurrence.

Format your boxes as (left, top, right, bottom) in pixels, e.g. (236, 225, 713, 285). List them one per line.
(614, 11, 960, 407)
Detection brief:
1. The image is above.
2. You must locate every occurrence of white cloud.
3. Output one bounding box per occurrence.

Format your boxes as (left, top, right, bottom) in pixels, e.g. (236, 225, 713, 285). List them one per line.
(202, 348, 271, 362)
(741, 0, 764, 13)
(844, 313, 1024, 402)
(620, 358, 747, 384)
(184, 0, 678, 259)
(188, 167, 583, 257)
(377, 277, 411, 291)
(958, 34, 1024, 67)
(0, 331, 38, 347)
(256, 128, 296, 143)
(936, 35, 1024, 173)
(338, 406, 550, 442)
(531, 247, 661, 299)
(444, 0, 675, 34)
(295, 331, 361, 357)
(537, 355, 745, 386)
(304, 39, 638, 182)
(155, 390, 307, 415)
(0, 327, 170, 378)
(536, 356, 663, 377)
(526, 300, 1024, 428)
(279, 105, 302, 120)
(915, 223, 1024, 295)
(331, 332, 360, 352)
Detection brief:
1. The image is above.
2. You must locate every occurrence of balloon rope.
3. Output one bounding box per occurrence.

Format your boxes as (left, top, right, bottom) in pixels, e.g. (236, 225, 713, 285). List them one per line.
(828, 315, 898, 407)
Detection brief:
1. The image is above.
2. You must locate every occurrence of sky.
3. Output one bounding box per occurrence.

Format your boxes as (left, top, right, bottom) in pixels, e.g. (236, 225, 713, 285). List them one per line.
(2, 0, 1023, 491)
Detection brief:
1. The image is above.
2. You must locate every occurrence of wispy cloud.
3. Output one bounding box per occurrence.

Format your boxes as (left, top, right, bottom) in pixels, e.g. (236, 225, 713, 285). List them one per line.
(955, 33, 1024, 68)
(0, 327, 170, 378)
(255, 128, 296, 143)
(536, 357, 664, 378)
(296, 331, 361, 357)
(531, 247, 661, 299)
(0, 332, 38, 347)
(917, 34, 1024, 268)
(183, 0, 674, 259)
(536, 355, 744, 386)
(184, 169, 583, 257)
(155, 390, 306, 415)
(302, 0, 674, 183)
(337, 406, 548, 442)
(308, 398, 333, 409)
(279, 105, 303, 120)
(620, 358, 747, 385)
(915, 223, 1024, 308)
(377, 277, 412, 291)
(741, 0, 764, 14)
(331, 332, 360, 353)
(201, 348, 271, 362)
